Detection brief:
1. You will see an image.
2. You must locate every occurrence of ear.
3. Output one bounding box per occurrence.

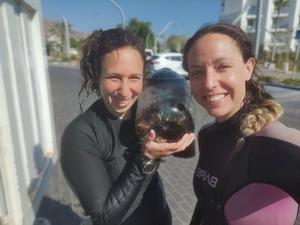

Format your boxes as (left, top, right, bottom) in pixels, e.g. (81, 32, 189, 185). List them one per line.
(245, 57, 256, 81)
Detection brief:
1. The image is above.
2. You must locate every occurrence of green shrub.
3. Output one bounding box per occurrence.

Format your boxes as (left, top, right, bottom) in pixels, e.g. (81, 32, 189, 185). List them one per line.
(257, 75, 280, 83)
(282, 78, 300, 86)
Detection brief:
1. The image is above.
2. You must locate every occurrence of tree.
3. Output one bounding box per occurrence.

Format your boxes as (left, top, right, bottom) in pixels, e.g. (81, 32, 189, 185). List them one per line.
(70, 37, 79, 49)
(271, 0, 289, 62)
(166, 35, 188, 52)
(47, 18, 73, 57)
(124, 18, 155, 49)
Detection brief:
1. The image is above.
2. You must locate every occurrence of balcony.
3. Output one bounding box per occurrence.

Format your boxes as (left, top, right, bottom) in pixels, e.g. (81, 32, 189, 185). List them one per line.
(270, 23, 289, 31)
(246, 5, 257, 19)
(272, 6, 290, 18)
(272, 12, 289, 17)
(246, 14, 257, 19)
(246, 27, 256, 33)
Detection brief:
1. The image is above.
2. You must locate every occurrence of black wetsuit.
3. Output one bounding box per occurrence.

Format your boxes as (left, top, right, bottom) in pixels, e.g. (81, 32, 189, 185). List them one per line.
(61, 99, 171, 225)
(190, 110, 300, 225)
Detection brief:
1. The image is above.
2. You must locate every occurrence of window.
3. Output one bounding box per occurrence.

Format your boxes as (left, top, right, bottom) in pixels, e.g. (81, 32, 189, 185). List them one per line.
(167, 56, 182, 61)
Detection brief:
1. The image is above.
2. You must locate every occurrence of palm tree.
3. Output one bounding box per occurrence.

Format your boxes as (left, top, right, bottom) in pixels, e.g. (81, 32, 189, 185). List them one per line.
(126, 18, 155, 49)
(271, 0, 289, 62)
(48, 19, 71, 56)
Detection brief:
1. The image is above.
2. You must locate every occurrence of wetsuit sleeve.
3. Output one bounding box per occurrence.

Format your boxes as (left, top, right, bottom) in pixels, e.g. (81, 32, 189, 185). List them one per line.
(60, 122, 148, 225)
(189, 201, 202, 225)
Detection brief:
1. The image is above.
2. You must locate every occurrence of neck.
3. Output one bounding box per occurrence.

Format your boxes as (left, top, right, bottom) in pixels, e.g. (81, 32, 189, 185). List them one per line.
(119, 110, 132, 120)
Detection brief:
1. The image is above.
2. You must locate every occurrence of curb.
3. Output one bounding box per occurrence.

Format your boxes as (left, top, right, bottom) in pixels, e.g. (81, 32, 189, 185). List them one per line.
(48, 62, 79, 68)
(265, 82, 300, 91)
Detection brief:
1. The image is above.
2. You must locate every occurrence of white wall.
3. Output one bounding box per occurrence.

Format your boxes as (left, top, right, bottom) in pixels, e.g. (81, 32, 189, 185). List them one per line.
(0, 0, 57, 224)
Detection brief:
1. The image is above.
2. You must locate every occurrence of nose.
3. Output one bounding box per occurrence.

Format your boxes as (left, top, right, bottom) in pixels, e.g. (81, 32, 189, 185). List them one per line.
(118, 80, 131, 97)
(201, 68, 217, 90)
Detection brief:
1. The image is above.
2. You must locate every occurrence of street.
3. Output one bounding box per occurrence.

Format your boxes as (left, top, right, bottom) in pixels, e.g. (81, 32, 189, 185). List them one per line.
(37, 64, 300, 225)
(265, 85, 300, 127)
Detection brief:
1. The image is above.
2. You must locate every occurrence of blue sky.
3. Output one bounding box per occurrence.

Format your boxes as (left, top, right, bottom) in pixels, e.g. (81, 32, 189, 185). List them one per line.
(41, 0, 221, 37)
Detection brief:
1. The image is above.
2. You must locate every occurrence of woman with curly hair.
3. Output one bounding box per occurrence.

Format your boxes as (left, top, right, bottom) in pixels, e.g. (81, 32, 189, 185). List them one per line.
(183, 23, 300, 225)
(61, 28, 194, 225)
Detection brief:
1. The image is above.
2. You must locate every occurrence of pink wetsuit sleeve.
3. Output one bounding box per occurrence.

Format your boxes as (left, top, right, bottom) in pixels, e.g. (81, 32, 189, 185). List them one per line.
(224, 183, 298, 225)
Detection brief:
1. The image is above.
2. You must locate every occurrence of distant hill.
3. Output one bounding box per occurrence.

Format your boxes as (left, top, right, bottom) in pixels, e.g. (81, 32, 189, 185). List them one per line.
(43, 18, 90, 40)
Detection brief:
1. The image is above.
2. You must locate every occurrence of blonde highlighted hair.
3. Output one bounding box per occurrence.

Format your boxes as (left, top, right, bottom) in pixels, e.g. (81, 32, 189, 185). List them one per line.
(240, 100, 283, 136)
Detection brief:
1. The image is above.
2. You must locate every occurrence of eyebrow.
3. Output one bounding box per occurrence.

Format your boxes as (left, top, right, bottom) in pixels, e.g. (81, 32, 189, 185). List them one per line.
(105, 72, 143, 77)
(189, 57, 232, 69)
(212, 57, 232, 64)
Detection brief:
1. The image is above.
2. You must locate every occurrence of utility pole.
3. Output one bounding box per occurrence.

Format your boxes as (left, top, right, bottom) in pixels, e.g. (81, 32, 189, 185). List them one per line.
(109, 0, 126, 29)
(62, 17, 70, 58)
(255, 0, 263, 58)
(154, 21, 173, 54)
(292, 41, 300, 79)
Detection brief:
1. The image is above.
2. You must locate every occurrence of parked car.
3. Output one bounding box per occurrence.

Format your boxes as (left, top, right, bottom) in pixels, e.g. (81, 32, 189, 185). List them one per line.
(151, 52, 188, 78)
(145, 49, 155, 74)
(145, 48, 154, 61)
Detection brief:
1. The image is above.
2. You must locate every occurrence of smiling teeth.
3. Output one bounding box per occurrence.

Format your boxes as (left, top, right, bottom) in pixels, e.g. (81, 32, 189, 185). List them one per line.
(206, 94, 225, 102)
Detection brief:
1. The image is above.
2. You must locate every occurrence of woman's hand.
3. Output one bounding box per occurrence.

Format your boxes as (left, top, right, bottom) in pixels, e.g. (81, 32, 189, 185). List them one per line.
(142, 129, 195, 159)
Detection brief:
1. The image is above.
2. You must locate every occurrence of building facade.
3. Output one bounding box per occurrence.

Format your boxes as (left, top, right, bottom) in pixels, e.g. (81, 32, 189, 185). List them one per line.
(0, 0, 57, 224)
(220, 0, 300, 53)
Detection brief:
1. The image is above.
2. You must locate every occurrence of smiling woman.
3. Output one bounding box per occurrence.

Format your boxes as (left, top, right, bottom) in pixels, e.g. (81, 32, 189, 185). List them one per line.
(186, 32, 255, 122)
(60, 28, 195, 225)
(183, 23, 300, 225)
(99, 47, 144, 119)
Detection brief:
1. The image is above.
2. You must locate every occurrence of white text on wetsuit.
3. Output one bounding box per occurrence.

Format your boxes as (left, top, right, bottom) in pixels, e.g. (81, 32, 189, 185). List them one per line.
(195, 167, 218, 188)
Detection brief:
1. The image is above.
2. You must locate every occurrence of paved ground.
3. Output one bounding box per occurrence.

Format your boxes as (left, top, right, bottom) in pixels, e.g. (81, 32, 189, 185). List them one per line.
(37, 64, 300, 225)
(36, 64, 212, 225)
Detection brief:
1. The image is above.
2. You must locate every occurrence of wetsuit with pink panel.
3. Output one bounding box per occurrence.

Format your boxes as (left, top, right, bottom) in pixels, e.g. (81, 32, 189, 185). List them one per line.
(190, 109, 300, 225)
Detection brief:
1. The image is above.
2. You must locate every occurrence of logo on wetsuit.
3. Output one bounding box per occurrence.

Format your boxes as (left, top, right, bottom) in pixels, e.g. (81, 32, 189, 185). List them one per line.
(195, 167, 218, 188)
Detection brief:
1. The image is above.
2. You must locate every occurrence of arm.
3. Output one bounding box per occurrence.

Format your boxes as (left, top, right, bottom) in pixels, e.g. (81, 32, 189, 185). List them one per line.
(60, 122, 149, 225)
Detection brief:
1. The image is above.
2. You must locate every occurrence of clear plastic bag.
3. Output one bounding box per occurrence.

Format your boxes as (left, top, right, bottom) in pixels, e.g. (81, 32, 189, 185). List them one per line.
(136, 69, 195, 157)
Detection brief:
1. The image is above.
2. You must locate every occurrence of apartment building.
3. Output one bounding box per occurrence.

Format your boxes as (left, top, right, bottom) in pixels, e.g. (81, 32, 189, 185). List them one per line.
(220, 0, 300, 53)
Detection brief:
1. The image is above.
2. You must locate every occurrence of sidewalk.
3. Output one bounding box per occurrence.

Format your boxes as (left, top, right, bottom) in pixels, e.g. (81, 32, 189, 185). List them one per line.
(257, 64, 300, 80)
(256, 64, 300, 90)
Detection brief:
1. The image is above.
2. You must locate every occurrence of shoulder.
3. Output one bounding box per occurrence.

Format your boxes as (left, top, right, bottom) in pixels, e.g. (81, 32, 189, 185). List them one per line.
(61, 100, 111, 154)
(248, 121, 300, 169)
(248, 122, 300, 189)
(255, 120, 300, 147)
(64, 103, 106, 138)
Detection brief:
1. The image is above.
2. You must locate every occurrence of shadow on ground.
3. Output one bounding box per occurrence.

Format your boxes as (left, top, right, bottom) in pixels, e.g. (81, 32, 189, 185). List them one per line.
(37, 197, 82, 225)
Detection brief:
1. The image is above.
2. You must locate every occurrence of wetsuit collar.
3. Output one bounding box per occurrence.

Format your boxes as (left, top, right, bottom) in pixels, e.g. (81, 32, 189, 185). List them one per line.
(214, 107, 245, 135)
(93, 98, 137, 121)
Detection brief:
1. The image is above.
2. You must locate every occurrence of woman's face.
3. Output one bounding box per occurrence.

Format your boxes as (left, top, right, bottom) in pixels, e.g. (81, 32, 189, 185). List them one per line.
(187, 33, 255, 122)
(100, 47, 144, 119)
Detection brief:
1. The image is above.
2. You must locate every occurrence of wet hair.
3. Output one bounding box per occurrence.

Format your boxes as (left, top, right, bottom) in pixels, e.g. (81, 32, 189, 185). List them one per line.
(183, 23, 283, 137)
(79, 28, 146, 97)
